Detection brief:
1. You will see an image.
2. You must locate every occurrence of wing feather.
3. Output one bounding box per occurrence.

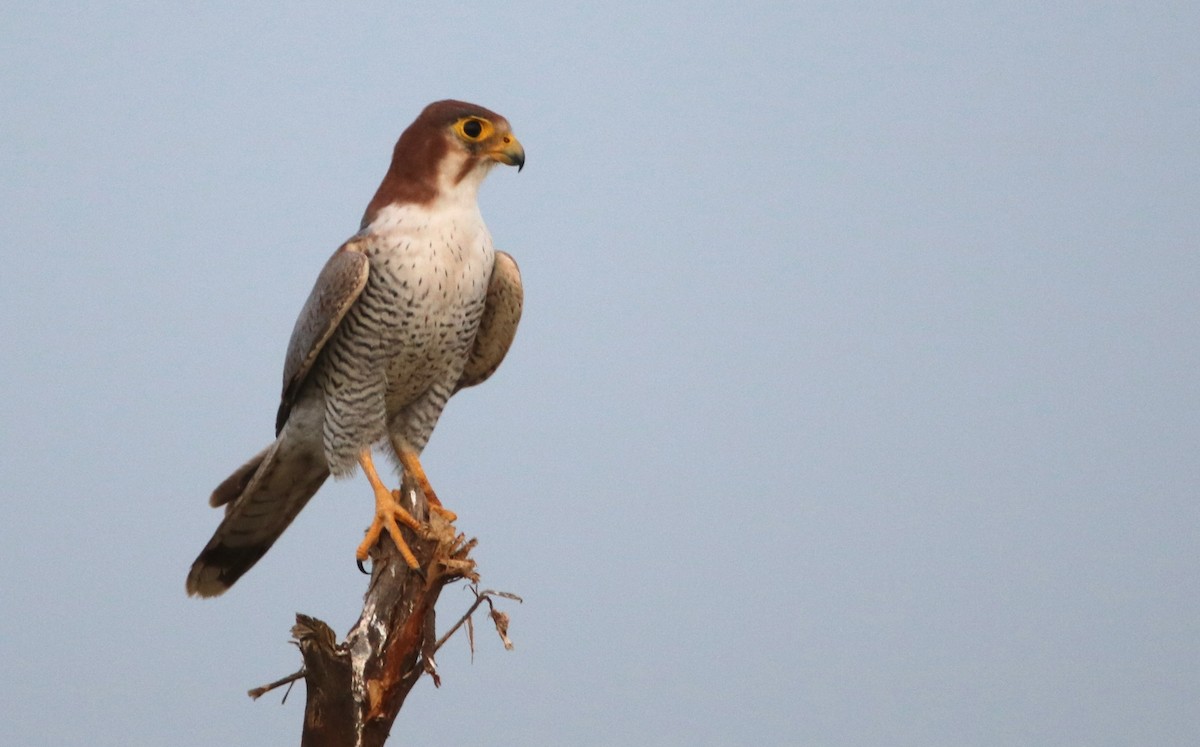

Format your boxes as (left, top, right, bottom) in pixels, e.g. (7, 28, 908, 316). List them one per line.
(457, 250, 523, 391)
(275, 240, 370, 433)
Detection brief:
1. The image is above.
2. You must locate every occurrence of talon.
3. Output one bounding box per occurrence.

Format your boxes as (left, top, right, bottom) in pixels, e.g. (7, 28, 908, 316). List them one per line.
(357, 558, 370, 575)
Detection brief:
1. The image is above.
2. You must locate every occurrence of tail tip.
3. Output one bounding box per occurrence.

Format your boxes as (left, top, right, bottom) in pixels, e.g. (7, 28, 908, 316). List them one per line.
(186, 563, 231, 598)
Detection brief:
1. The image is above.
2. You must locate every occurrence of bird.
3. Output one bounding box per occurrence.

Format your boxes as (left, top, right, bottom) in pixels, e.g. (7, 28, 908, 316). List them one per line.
(186, 100, 525, 598)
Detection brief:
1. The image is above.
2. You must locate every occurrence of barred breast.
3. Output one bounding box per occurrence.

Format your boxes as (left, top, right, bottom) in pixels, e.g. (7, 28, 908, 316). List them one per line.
(316, 205, 496, 476)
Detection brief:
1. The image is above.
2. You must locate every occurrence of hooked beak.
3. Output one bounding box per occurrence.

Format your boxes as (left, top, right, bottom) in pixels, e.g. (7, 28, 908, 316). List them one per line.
(488, 133, 525, 172)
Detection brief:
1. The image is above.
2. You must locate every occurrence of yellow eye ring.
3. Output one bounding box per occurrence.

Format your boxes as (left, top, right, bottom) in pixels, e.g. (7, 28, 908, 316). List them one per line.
(455, 117, 494, 141)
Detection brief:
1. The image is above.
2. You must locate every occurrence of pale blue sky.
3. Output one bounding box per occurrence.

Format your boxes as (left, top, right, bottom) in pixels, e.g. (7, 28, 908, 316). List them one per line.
(2, 3, 1197, 745)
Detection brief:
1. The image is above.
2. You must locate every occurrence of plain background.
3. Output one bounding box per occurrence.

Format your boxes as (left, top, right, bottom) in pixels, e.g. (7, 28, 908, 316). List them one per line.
(2, 3, 1197, 745)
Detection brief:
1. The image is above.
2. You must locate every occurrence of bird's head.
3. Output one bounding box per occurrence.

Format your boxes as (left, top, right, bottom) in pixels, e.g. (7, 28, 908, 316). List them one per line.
(442, 103, 526, 173)
(362, 100, 524, 227)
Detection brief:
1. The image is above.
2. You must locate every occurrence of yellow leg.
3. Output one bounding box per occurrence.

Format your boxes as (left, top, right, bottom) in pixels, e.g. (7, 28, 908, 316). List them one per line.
(355, 450, 421, 569)
(395, 446, 458, 522)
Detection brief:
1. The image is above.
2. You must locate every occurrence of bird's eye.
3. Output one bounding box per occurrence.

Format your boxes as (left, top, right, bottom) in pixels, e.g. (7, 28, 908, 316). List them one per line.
(462, 119, 484, 139)
(454, 116, 494, 143)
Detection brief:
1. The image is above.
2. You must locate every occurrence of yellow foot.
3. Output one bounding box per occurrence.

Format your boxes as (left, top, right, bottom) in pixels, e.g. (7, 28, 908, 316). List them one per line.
(397, 446, 458, 522)
(356, 451, 422, 570)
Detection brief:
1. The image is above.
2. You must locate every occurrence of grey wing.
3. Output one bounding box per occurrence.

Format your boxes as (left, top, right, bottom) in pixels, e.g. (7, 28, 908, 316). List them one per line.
(275, 239, 370, 433)
(457, 251, 523, 392)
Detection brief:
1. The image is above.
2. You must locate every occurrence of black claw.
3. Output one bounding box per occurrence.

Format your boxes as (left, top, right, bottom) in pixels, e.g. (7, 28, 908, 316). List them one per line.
(358, 555, 427, 579)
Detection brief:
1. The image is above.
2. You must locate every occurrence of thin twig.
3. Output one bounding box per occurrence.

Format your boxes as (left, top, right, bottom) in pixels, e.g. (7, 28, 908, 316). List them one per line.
(433, 586, 524, 653)
(248, 668, 306, 701)
(434, 592, 490, 652)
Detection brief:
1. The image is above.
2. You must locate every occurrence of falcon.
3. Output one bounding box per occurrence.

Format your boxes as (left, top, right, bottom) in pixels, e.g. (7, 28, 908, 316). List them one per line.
(186, 100, 525, 597)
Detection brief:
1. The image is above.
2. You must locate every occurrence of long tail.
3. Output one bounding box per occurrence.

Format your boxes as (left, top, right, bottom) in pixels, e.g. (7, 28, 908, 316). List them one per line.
(186, 435, 329, 597)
